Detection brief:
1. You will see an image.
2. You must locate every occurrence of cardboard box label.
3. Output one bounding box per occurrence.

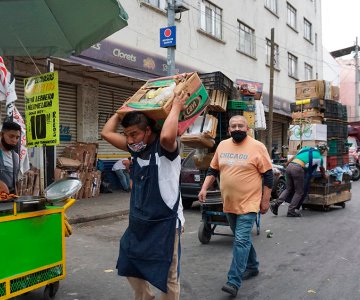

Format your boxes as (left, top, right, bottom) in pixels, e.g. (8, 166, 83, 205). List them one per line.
(289, 124, 327, 141)
(117, 72, 209, 135)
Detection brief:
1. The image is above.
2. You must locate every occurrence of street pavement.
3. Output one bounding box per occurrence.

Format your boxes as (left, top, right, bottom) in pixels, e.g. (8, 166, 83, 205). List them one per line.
(66, 190, 131, 224)
(16, 182, 360, 300)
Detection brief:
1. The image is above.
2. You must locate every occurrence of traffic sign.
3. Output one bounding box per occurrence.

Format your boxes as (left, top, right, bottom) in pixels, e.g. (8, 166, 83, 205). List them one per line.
(160, 26, 176, 48)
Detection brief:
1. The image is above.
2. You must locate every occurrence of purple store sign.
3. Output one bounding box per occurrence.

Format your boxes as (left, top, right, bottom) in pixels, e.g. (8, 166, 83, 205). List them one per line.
(77, 40, 194, 78)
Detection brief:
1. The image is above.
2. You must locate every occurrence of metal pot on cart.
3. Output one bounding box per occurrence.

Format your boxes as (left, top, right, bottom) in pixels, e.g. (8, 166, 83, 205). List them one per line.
(0, 177, 82, 300)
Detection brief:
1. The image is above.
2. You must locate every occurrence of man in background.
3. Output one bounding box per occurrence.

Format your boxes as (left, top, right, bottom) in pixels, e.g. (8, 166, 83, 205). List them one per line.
(270, 144, 327, 217)
(112, 157, 131, 192)
(0, 121, 21, 194)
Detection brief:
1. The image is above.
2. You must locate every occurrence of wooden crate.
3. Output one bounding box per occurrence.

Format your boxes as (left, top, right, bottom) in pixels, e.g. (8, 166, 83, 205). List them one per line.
(208, 90, 228, 112)
(292, 117, 323, 124)
(291, 109, 324, 119)
(306, 191, 351, 206)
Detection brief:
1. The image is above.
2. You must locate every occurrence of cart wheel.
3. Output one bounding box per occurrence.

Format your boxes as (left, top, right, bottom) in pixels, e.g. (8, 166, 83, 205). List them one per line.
(198, 222, 211, 244)
(341, 202, 346, 209)
(323, 206, 330, 212)
(43, 281, 60, 300)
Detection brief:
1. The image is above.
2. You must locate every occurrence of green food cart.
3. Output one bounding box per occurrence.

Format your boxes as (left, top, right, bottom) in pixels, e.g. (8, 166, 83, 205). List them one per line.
(0, 177, 81, 300)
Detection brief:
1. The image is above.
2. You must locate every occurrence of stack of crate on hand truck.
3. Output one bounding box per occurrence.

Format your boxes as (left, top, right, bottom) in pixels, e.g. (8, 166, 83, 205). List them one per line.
(288, 80, 351, 210)
(211, 78, 266, 146)
(181, 71, 233, 168)
(181, 72, 232, 244)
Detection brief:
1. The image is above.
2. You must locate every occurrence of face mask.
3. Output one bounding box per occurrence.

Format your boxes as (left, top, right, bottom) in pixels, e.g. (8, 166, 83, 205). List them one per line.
(231, 130, 247, 143)
(1, 138, 16, 151)
(128, 141, 147, 153)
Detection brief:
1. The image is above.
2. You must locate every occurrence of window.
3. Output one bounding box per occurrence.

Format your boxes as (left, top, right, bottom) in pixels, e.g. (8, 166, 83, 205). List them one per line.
(304, 18, 312, 41)
(238, 22, 256, 57)
(304, 63, 313, 80)
(143, 0, 166, 10)
(287, 3, 297, 30)
(266, 39, 279, 69)
(288, 53, 298, 78)
(200, 1, 223, 39)
(265, 0, 278, 14)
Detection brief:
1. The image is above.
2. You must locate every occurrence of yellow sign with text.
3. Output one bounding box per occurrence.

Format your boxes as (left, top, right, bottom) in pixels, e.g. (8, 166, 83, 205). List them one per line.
(24, 72, 60, 148)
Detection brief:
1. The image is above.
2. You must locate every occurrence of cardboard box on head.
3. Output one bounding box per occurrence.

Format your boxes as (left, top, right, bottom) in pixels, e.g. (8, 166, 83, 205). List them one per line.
(117, 72, 209, 135)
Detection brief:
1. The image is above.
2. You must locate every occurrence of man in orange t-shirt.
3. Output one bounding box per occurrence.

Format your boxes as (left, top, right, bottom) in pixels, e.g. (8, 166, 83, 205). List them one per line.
(199, 115, 273, 297)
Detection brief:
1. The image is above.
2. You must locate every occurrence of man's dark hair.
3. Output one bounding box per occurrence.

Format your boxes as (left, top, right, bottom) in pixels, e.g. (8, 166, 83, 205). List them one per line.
(121, 111, 156, 131)
(2, 121, 21, 132)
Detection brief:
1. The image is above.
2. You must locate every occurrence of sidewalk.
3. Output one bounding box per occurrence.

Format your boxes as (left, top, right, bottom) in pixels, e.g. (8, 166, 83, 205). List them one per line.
(66, 191, 131, 224)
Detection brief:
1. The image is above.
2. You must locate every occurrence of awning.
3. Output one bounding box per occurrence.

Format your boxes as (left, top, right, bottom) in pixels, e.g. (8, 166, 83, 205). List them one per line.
(59, 39, 197, 81)
(66, 55, 157, 81)
(262, 92, 292, 116)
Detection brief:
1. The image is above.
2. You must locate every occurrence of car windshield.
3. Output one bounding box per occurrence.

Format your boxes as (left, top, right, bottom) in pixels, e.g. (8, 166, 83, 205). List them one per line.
(183, 151, 196, 168)
(348, 136, 358, 150)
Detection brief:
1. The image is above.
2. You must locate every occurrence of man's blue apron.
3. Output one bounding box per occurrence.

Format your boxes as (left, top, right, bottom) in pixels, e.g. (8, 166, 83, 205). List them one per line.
(116, 142, 180, 293)
(295, 148, 318, 209)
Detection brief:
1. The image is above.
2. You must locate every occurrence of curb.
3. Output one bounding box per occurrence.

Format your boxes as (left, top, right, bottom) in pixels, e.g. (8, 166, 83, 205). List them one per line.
(68, 209, 129, 224)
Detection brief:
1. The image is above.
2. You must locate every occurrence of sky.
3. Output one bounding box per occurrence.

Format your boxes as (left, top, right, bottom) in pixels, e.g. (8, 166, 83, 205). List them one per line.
(321, 1, 360, 52)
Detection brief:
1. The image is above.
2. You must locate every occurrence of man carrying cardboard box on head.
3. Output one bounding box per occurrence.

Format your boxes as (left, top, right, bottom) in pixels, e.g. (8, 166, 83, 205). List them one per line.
(101, 90, 188, 300)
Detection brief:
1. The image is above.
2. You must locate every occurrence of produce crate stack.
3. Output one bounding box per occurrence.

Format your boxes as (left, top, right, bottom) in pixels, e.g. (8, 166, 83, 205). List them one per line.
(55, 142, 102, 199)
(210, 79, 265, 145)
(289, 79, 351, 207)
(180, 71, 232, 150)
(198, 71, 232, 146)
(180, 71, 233, 171)
(199, 71, 233, 112)
(323, 99, 349, 170)
(17, 168, 41, 196)
(181, 73, 266, 173)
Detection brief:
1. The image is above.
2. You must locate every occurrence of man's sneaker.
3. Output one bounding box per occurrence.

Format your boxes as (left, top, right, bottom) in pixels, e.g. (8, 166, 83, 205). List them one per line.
(221, 283, 238, 297)
(242, 269, 259, 280)
(270, 203, 279, 216)
(287, 211, 302, 217)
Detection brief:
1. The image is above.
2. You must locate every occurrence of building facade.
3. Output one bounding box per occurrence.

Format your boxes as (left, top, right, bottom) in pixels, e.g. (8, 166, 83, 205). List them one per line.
(9, 0, 324, 159)
(337, 58, 357, 121)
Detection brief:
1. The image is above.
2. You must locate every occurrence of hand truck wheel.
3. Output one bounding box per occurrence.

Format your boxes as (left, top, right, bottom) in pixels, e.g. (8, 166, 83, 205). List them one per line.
(198, 222, 211, 244)
(43, 281, 60, 300)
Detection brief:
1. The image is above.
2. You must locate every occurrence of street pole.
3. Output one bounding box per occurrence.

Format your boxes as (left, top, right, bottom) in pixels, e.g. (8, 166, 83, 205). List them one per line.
(355, 37, 359, 121)
(167, 0, 176, 76)
(267, 28, 275, 155)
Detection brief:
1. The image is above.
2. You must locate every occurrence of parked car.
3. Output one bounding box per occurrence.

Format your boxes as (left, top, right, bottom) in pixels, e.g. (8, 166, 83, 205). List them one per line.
(180, 150, 217, 209)
(180, 150, 287, 209)
(271, 163, 286, 199)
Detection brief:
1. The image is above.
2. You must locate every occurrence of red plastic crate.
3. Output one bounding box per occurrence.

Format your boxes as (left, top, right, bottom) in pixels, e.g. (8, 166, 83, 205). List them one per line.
(326, 156, 338, 170)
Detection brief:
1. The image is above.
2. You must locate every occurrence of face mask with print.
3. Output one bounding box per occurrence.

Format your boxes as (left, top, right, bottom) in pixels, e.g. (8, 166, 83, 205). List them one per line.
(230, 130, 247, 143)
(1, 138, 16, 151)
(128, 141, 147, 152)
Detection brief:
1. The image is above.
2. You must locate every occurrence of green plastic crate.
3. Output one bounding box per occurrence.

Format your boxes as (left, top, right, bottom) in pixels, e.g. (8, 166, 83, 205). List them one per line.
(227, 100, 255, 111)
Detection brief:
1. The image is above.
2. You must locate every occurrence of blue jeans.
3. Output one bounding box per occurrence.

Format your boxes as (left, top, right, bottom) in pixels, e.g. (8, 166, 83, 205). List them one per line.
(114, 169, 130, 191)
(226, 213, 259, 288)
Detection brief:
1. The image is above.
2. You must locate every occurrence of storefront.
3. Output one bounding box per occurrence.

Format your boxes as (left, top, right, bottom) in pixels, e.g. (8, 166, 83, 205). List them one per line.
(97, 82, 138, 159)
(11, 75, 77, 157)
(258, 92, 292, 156)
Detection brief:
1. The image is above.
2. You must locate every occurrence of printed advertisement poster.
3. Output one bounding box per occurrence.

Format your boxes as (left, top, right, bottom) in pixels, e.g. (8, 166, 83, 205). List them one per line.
(24, 72, 60, 147)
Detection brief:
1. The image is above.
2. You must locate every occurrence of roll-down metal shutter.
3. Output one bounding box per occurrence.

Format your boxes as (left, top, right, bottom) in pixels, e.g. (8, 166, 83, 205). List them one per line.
(259, 113, 290, 149)
(98, 83, 136, 158)
(272, 122, 283, 149)
(56, 83, 77, 155)
(13, 76, 77, 156)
